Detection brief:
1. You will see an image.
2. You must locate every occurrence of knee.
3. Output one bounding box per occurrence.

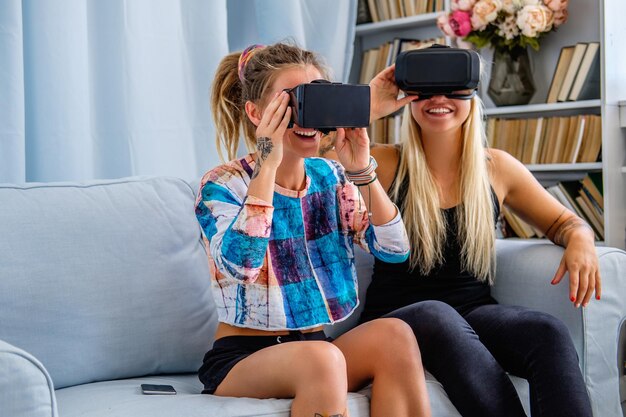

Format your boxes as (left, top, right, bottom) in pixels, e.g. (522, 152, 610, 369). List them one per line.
(368, 318, 423, 369)
(522, 311, 574, 348)
(391, 300, 469, 342)
(296, 342, 347, 390)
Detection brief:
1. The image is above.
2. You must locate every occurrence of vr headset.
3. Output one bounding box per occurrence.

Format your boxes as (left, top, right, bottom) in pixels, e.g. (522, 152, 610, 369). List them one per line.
(395, 44, 480, 100)
(285, 80, 370, 134)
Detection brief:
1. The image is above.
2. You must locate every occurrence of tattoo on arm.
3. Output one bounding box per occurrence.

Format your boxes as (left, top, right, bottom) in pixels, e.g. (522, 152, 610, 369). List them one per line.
(552, 216, 594, 246)
(314, 413, 345, 417)
(251, 136, 273, 179)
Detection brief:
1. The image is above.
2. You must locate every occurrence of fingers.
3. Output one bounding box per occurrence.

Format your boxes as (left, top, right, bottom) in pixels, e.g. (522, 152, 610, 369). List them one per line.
(551, 258, 567, 285)
(259, 91, 289, 132)
(372, 64, 396, 83)
(574, 267, 589, 307)
(568, 267, 579, 305)
(398, 94, 419, 107)
(595, 270, 602, 300)
(580, 268, 595, 307)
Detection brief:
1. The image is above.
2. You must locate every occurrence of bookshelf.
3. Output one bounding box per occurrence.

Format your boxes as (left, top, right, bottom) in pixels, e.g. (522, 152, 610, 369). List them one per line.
(350, 0, 626, 249)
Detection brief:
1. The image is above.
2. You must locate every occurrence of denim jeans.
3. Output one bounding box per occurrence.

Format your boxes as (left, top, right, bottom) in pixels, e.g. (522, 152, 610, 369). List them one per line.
(386, 300, 592, 417)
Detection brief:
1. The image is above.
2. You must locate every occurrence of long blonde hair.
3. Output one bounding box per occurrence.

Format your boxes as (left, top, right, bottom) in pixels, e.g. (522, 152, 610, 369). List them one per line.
(211, 42, 328, 161)
(392, 97, 495, 282)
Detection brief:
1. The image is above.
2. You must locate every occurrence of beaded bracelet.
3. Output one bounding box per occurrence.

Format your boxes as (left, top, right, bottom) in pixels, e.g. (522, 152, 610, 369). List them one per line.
(345, 156, 378, 186)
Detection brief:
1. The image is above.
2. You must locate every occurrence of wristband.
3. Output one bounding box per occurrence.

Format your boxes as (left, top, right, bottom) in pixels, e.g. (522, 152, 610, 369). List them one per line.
(345, 156, 378, 186)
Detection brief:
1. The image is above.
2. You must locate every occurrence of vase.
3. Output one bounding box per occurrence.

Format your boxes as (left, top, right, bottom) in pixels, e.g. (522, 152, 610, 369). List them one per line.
(487, 47, 536, 106)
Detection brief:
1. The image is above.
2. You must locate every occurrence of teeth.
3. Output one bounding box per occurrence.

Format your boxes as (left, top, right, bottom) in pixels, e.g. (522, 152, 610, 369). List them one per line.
(427, 108, 452, 114)
(294, 130, 317, 137)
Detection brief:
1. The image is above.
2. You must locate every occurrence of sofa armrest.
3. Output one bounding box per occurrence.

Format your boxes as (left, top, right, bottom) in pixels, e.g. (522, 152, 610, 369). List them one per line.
(0, 339, 58, 417)
(492, 239, 626, 417)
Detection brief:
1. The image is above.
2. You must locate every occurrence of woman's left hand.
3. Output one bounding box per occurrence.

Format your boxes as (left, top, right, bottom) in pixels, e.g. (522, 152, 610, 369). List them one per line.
(551, 237, 602, 307)
(369, 64, 417, 122)
(335, 127, 371, 172)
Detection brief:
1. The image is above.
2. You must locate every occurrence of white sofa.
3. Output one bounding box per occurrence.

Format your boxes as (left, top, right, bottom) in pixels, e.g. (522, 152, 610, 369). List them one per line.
(1, 175, 624, 417)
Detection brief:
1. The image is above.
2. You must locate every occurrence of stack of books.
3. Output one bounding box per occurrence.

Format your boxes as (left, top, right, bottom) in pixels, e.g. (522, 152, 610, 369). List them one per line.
(486, 115, 602, 164)
(358, 0, 445, 24)
(502, 173, 604, 240)
(546, 42, 601, 103)
(359, 37, 444, 84)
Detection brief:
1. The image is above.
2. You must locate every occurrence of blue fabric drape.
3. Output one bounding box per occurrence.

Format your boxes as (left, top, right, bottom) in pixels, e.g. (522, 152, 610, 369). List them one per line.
(228, 0, 357, 82)
(0, 0, 356, 183)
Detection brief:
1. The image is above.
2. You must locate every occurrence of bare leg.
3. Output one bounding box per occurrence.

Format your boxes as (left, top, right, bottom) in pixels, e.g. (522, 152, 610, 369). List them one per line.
(214, 340, 348, 417)
(332, 318, 431, 417)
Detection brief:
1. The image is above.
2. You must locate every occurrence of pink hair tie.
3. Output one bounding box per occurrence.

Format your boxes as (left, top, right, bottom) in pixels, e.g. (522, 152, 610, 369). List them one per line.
(238, 44, 265, 82)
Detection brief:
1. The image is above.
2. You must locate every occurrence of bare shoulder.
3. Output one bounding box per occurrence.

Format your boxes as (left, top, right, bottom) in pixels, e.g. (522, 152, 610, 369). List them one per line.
(487, 148, 528, 179)
(371, 144, 400, 192)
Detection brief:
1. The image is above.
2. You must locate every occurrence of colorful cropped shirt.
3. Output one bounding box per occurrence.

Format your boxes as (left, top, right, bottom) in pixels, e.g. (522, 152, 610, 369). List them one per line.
(195, 155, 409, 331)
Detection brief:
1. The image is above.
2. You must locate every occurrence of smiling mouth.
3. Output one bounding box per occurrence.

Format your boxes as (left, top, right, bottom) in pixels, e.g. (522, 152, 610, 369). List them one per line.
(426, 108, 453, 115)
(294, 130, 319, 139)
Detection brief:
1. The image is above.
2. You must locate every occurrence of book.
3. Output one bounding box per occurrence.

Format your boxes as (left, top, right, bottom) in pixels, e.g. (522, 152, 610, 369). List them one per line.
(402, 0, 415, 16)
(565, 115, 586, 163)
(575, 195, 604, 239)
(577, 115, 602, 162)
(356, 0, 373, 24)
(367, 0, 380, 22)
(568, 42, 601, 101)
(557, 43, 588, 102)
(546, 46, 575, 103)
(502, 208, 537, 239)
(581, 172, 604, 209)
(529, 117, 545, 164)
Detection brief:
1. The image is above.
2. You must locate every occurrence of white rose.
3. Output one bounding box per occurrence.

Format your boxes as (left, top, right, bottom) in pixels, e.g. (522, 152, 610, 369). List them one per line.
(497, 14, 520, 39)
(501, 0, 524, 14)
(471, 0, 502, 31)
(516, 4, 554, 37)
(456, 0, 477, 11)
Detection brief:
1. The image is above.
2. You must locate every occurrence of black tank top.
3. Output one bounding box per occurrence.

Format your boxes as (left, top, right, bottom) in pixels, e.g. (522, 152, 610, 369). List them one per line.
(361, 176, 500, 322)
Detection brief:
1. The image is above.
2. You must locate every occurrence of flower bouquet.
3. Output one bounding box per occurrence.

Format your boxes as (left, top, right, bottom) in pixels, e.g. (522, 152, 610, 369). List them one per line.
(437, 0, 569, 106)
(437, 0, 568, 53)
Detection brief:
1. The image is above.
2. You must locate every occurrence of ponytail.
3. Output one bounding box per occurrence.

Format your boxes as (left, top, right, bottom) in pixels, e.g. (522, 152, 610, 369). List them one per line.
(210, 42, 329, 161)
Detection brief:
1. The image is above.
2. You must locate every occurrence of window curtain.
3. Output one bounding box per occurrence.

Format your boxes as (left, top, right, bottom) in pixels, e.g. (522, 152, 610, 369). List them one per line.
(227, 0, 357, 83)
(0, 0, 356, 183)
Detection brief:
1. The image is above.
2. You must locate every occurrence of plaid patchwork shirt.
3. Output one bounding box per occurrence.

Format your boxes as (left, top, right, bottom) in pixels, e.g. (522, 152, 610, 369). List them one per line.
(195, 155, 409, 331)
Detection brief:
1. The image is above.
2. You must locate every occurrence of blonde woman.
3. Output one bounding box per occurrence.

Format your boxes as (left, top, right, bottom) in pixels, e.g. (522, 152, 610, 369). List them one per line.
(195, 42, 431, 417)
(339, 56, 598, 417)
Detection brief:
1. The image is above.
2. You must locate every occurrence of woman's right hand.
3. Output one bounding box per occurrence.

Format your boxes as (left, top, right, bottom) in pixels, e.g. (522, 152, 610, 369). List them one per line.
(253, 91, 292, 172)
(369, 64, 417, 122)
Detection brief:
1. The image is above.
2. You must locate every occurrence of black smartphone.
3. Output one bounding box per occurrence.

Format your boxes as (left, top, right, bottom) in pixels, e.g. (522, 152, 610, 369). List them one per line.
(140, 383, 177, 395)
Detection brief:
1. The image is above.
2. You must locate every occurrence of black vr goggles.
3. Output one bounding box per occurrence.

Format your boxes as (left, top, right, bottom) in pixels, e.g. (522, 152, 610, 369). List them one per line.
(395, 44, 480, 100)
(285, 80, 370, 134)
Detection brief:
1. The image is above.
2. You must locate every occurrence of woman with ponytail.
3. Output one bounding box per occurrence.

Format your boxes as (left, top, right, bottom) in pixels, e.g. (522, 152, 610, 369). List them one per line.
(343, 53, 599, 417)
(194, 42, 431, 417)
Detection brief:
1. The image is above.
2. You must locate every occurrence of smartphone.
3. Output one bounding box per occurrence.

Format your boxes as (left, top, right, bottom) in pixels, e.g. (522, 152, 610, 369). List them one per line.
(140, 383, 177, 395)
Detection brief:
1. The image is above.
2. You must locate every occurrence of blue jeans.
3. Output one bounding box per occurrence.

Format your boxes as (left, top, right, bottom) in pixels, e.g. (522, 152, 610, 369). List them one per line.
(386, 301, 592, 417)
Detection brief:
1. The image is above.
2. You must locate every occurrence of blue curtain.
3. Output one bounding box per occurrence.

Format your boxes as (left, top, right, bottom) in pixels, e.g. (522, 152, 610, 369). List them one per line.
(228, 0, 357, 82)
(0, 0, 356, 183)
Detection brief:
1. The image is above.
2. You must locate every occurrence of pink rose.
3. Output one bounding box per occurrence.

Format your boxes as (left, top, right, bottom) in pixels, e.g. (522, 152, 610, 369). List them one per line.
(437, 14, 457, 38)
(471, 0, 502, 31)
(543, 0, 567, 12)
(449, 10, 473, 37)
(552, 8, 568, 26)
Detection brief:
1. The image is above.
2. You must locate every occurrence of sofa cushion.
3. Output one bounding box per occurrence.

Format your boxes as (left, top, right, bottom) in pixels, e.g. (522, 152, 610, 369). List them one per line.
(0, 176, 216, 389)
(54, 374, 371, 417)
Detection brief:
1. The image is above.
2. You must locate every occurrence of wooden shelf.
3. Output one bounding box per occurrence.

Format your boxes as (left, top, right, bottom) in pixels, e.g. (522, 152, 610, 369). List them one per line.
(484, 100, 601, 117)
(355, 13, 440, 36)
(526, 163, 603, 172)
